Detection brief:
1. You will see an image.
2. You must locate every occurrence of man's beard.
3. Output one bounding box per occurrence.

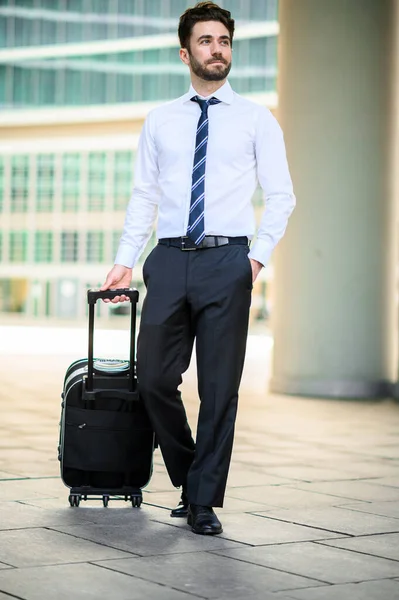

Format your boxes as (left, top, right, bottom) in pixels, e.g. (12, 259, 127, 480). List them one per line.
(188, 53, 231, 81)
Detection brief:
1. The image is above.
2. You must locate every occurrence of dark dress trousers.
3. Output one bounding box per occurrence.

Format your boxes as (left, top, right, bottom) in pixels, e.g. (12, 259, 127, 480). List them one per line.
(137, 240, 252, 507)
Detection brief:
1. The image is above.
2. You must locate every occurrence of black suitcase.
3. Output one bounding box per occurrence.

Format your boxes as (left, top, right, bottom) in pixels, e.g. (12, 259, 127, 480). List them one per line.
(58, 288, 155, 508)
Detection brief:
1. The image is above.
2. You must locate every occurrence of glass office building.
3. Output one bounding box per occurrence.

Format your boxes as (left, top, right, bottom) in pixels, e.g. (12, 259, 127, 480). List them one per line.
(0, 0, 278, 319)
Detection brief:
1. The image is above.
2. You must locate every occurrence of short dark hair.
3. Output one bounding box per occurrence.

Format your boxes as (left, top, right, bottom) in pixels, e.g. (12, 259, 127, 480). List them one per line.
(178, 2, 235, 51)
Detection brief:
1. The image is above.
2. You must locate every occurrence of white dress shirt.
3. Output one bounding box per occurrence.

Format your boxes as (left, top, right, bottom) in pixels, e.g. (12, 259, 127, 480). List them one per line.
(115, 80, 295, 268)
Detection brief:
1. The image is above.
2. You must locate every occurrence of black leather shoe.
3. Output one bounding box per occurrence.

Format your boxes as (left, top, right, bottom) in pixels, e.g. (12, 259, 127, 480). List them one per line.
(170, 489, 188, 518)
(187, 504, 223, 535)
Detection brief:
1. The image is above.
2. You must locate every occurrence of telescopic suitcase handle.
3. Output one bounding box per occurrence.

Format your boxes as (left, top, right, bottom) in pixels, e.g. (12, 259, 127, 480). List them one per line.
(88, 288, 139, 304)
(86, 288, 139, 393)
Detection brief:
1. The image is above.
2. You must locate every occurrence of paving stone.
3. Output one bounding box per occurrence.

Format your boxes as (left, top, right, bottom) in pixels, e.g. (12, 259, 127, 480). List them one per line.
(367, 476, 399, 488)
(278, 579, 399, 600)
(159, 512, 346, 546)
(213, 542, 399, 584)
(252, 506, 399, 536)
(0, 462, 59, 478)
(226, 468, 293, 487)
(0, 470, 23, 479)
(0, 478, 65, 502)
(359, 446, 399, 459)
(143, 490, 277, 513)
(318, 532, 399, 562)
(94, 552, 324, 596)
(50, 514, 246, 556)
(324, 462, 399, 479)
(0, 528, 135, 567)
(0, 450, 49, 464)
(291, 481, 399, 502)
(230, 452, 306, 467)
(226, 485, 359, 508)
(20, 500, 171, 526)
(338, 501, 399, 520)
(2, 335, 399, 598)
(0, 562, 197, 600)
(0, 500, 107, 530)
(221, 514, 349, 545)
(260, 465, 364, 482)
(228, 594, 293, 600)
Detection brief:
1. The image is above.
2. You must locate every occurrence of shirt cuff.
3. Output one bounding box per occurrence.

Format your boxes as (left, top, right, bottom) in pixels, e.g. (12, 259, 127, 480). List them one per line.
(248, 238, 273, 267)
(114, 243, 139, 269)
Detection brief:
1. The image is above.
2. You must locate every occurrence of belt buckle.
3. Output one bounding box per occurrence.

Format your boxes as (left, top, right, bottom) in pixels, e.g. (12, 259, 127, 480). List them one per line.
(181, 237, 196, 251)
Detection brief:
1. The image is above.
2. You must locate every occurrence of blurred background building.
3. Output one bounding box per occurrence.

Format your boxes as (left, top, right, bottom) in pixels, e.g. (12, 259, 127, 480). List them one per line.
(0, 0, 278, 321)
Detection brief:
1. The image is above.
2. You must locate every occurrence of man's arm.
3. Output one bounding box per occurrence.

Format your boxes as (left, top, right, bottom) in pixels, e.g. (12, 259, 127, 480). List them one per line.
(248, 108, 296, 280)
(101, 111, 160, 303)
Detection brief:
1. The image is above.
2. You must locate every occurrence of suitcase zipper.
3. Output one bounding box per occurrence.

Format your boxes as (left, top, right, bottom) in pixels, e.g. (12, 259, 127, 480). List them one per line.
(65, 422, 129, 432)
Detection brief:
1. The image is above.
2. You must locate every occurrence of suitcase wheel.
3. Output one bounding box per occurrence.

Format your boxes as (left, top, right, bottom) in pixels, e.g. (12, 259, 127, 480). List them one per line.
(102, 495, 109, 507)
(131, 493, 142, 508)
(69, 494, 81, 507)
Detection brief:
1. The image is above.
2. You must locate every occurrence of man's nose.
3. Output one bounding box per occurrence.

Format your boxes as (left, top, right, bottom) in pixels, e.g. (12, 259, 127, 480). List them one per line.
(211, 47, 224, 57)
(211, 42, 225, 55)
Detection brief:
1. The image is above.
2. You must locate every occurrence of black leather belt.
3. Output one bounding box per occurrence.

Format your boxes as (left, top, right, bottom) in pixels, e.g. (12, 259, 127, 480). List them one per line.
(158, 236, 249, 251)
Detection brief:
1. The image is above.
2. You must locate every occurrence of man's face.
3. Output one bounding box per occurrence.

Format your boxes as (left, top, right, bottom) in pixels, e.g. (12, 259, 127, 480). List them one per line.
(182, 20, 232, 81)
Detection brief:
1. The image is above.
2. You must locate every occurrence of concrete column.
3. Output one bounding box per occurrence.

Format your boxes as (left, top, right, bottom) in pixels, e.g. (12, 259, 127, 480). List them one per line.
(271, 0, 397, 397)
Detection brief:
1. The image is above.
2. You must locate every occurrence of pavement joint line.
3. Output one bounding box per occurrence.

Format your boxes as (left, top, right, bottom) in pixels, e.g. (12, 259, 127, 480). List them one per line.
(206, 550, 331, 586)
(89, 561, 209, 599)
(0, 589, 26, 600)
(0, 476, 60, 482)
(312, 539, 399, 563)
(142, 501, 172, 511)
(149, 522, 256, 547)
(246, 513, 355, 537)
(0, 527, 50, 533)
(0, 562, 16, 570)
(42, 526, 143, 557)
(334, 506, 399, 521)
(15, 500, 58, 507)
(221, 537, 353, 549)
(258, 485, 393, 502)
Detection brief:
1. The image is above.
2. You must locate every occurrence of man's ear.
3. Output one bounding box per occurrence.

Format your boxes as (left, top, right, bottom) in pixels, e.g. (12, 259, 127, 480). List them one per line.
(179, 47, 190, 66)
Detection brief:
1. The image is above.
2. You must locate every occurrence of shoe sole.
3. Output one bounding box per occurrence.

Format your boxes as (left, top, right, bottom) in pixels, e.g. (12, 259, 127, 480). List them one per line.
(170, 512, 188, 518)
(190, 527, 223, 535)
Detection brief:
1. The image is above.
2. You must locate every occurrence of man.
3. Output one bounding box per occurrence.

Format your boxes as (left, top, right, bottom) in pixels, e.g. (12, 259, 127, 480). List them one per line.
(101, 1, 295, 536)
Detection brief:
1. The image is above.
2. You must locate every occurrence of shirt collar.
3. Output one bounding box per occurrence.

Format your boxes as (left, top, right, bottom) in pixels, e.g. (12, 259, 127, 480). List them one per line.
(181, 80, 234, 105)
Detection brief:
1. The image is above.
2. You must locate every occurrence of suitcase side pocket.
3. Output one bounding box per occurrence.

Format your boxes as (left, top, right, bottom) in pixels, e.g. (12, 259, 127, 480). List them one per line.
(62, 406, 151, 472)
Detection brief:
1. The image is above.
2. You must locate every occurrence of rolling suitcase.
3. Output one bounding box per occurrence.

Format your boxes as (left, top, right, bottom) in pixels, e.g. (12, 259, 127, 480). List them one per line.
(58, 288, 155, 508)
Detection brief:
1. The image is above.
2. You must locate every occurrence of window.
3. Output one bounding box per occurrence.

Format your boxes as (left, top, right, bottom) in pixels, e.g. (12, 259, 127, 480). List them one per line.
(12, 66, 34, 106)
(36, 154, 54, 212)
(37, 69, 56, 106)
(62, 153, 80, 211)
(88, 152, 106, 211)
(0, 157, 3, 212)
(11, 155, 29, 212)
(114, 151, 134, 210)
(34, 231, 53, 263)
(86, 231, 104, 263)
(1, 1, 279, 109)
(9, 231, 28, 263)
(61, 231, 79, 262)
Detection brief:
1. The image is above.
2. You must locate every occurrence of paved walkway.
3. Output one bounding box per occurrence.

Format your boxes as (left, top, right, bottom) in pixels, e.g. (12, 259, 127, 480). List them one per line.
(1, 325, 399, 600)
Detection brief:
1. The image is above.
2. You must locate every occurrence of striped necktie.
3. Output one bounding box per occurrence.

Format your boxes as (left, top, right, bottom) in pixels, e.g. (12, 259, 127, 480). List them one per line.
(187, 95, 221, 245)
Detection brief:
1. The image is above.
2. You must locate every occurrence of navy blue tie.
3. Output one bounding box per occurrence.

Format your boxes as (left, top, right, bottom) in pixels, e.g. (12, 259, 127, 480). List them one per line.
(187, 96, 221, 245)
